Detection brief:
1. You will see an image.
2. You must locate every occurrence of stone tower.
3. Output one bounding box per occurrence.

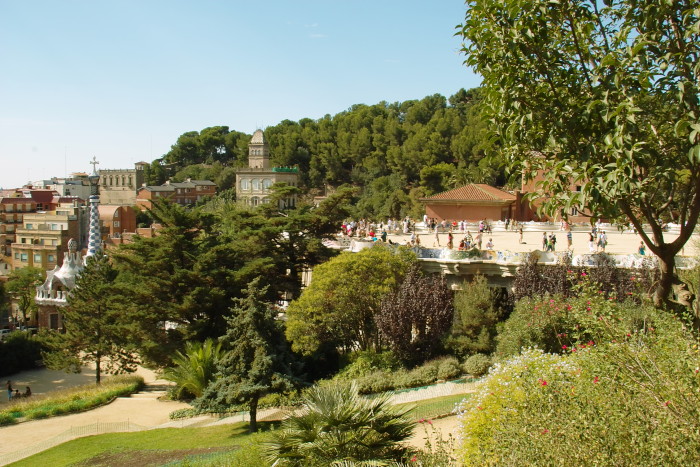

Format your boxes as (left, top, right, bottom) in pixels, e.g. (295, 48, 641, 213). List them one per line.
(247, 129, 271, 169)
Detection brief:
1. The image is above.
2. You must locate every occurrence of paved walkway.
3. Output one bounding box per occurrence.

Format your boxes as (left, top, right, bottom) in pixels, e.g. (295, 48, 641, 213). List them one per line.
(386, 228, 699, 257)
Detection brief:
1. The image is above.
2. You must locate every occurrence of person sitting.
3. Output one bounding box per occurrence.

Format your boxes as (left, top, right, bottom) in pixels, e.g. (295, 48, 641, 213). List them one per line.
(24, 387, 31, 398)
(486, 238, 494, 250)
(458, 239, 466, 251)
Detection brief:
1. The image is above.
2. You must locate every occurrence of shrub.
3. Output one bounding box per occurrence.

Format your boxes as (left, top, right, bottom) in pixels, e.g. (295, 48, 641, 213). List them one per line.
(436, 357, 462, 380)
(265, 382, 415, 466)
(0, 331, 44, 377)
(458, 298, 700, 466)
(337, 350, 401, 379)
(395, 364, 438, 389)
(446, 276, 511, 358)
(163, 338, 225, 400)
(463, 354, 491, 377)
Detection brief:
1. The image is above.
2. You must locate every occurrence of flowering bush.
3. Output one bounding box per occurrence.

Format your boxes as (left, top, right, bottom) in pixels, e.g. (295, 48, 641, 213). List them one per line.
(458, 297, 700, 465)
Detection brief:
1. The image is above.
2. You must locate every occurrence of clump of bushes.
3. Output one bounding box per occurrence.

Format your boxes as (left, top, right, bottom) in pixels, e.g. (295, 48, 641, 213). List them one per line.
(457, 293, 700, 466)
(348, 356, 467, 395)
(463, 354, 491, 377)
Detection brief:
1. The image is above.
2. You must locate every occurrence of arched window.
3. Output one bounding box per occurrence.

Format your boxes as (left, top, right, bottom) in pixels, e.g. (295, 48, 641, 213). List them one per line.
(241, 179, 250, 190)
(252, 179, 260, 191)
(262, 179, 272, 191)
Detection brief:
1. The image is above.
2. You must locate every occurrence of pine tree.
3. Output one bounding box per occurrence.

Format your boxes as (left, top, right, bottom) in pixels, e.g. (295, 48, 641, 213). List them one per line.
(44, 253, 138, 384)
(199, 279, 296, 432)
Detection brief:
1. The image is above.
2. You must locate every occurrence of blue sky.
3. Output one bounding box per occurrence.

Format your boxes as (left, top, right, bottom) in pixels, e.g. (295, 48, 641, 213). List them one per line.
(0, 0, 480, 189)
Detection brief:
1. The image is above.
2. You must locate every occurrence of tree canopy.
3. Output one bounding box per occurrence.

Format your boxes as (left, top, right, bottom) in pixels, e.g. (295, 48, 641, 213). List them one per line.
(148, 90, 501, 220)
(285, 246, 416, 356)
(459, 0, 700, 303)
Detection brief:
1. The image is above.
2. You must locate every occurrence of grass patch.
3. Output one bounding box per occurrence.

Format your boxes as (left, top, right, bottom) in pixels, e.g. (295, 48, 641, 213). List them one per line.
(397, 393, 472, 421)
(12, 422, 273, 467)
(0, 375, 144, 426)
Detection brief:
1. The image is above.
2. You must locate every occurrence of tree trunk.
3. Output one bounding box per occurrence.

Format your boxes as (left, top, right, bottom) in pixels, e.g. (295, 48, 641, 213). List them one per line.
(249, 394, 259, 433)
(654, 252, 676, 308)
(95, 355, 101, 385)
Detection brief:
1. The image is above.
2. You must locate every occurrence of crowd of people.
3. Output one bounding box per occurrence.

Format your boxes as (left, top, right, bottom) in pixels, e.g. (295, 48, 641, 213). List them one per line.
(334, 216, 677, 257)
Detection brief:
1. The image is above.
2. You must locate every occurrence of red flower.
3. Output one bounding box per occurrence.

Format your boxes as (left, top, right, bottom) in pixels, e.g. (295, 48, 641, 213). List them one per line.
(411, 455, 418, 462)
(538, 378, 548, 386)
(562, 345, 568, 350)
(588, 340, 595, 346)
(593, 376, 599, 384)
(541, 429, 550, 434)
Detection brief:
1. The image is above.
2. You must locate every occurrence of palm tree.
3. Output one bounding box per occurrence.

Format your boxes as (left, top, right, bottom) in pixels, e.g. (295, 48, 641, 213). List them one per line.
(163, 338, 224, 399)
(266, 382, 415, 466)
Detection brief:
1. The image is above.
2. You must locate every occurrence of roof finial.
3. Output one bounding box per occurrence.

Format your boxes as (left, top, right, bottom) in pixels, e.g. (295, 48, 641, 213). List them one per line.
(89, 156, 100, 175)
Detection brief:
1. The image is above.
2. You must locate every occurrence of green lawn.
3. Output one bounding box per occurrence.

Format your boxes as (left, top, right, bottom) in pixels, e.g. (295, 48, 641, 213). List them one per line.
(11, 422, 272, 467)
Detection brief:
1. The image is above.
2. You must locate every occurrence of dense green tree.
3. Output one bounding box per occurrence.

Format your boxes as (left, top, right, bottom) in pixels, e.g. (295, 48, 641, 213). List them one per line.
(446, 275, 509, 358)
(376, 265, 454, 365)
(44, 254, 137, 384)
(265, 382, 415, 466)
(285, 246, 415, 356)
(5, 266, 43, 326)
(199, 280, 296, 432)
(460, 0, 700, 304)
(112, 199, 231, 363)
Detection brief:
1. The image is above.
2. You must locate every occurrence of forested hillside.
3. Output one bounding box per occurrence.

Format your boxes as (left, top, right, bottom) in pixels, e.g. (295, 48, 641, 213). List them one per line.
(144, 88, 503, 219)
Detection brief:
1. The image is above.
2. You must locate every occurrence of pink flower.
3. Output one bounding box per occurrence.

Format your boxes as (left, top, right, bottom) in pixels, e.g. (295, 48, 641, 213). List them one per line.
(562, 345, 568, 350)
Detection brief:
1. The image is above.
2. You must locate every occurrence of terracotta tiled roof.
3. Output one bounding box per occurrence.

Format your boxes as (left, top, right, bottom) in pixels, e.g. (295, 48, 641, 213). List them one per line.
(422, 184, 516, 202)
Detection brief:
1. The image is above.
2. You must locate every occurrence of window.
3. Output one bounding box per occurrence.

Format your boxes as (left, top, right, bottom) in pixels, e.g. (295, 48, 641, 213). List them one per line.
(252, 179, 260, 190)
(114, 221, 120, 228)
(241, 179, 250, 190)
(262, 179, 272, 190)
(20, 253, 27, 261)
(25, 223, 33, 230)
(14, 252, 19, 259)
(571, 207, 579, 216)
(34, 254, 41, 263)
(48, 254, 55, 262)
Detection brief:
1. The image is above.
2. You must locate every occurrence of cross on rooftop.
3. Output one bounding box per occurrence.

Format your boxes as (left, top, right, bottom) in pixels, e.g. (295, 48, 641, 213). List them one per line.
(89, 156, 100, 174)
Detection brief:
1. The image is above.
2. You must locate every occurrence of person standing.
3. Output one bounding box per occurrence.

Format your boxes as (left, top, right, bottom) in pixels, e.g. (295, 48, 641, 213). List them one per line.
(476, 231, 483, 249)
(567, 230, 573, 250)
(638, 241, 646, 255)
(6, 380, 12, 401)
(542, 232, 548, 251)
(433, 229, 440, 247)
(519, 227, 524, 244)
(447, 232, 454, 249)
(588, 231, 596, 253)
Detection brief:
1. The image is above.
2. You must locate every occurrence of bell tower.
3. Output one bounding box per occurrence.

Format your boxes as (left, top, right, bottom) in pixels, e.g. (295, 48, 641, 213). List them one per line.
(248, 129, 270, 169)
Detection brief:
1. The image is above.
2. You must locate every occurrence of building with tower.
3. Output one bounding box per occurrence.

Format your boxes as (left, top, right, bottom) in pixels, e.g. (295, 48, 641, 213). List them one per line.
(235, 129, 299, 208)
